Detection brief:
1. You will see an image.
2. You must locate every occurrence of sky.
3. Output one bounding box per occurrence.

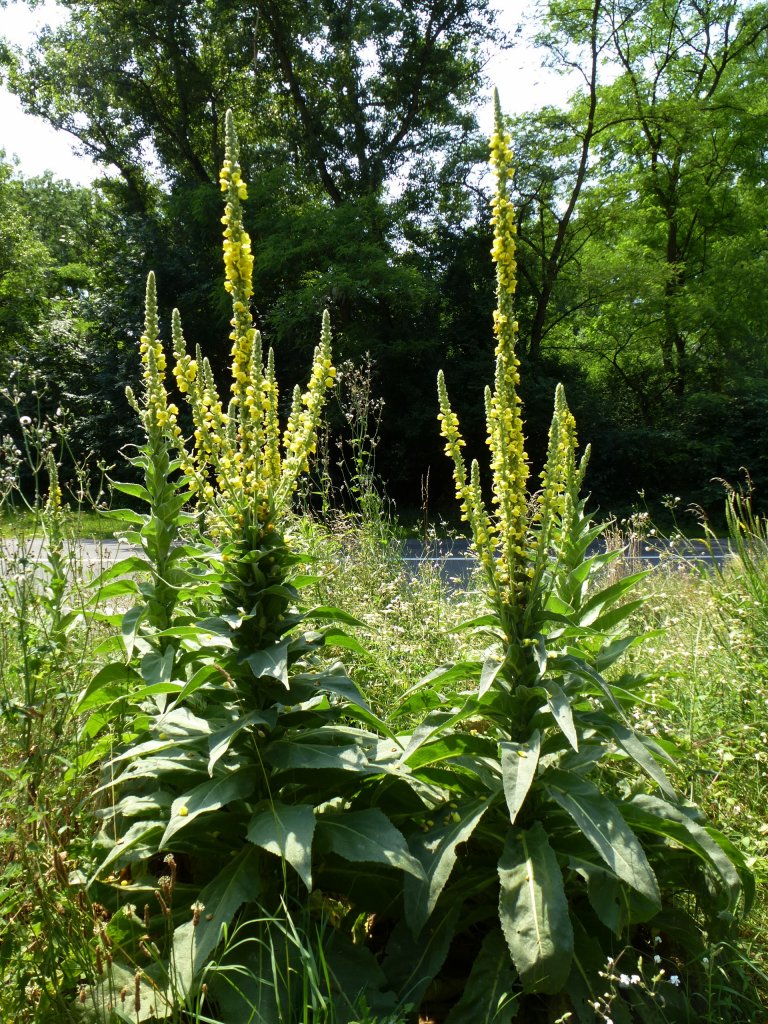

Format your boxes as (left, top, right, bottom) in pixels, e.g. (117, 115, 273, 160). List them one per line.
(0, 0, 578, 185)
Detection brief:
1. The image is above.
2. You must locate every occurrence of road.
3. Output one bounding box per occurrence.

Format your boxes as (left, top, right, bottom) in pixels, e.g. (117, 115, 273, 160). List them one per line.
(0, 534, 732, 590)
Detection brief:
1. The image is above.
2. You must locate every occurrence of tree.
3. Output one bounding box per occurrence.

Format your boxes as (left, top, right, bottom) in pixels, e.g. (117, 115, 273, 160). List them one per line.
(1, 0, 504, 503)
(509, 0, 768, 509)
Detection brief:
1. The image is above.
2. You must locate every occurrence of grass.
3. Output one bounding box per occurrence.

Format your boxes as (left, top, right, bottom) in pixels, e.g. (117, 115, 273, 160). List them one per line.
(1, 505, 767, 1021)
(0, 508, 118, 541)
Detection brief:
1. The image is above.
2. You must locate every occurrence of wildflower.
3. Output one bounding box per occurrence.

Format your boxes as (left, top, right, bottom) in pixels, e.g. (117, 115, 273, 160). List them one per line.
(669, 975, 680, 987)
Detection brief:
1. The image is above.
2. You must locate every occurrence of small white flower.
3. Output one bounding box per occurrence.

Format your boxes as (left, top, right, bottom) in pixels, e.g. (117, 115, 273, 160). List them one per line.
(619, 973, 631, 987)
(653, 935, 662, 945)
(670, 975, 681, 987)
(702, 957, 709, 967)
(653, 954, 661, 964)
(630, 974, 641, 985)
(20, 415, 31, 426)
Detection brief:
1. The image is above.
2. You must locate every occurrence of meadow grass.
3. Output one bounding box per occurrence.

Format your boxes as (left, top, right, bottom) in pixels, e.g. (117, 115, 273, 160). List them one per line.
(1, 508, 767, 1021)
(0, 508, 118, 540)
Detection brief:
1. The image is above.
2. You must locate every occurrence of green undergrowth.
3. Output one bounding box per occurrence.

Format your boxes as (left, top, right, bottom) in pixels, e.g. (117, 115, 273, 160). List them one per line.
(2, 507, 768, 1021)
(1, 105, 766, 1023)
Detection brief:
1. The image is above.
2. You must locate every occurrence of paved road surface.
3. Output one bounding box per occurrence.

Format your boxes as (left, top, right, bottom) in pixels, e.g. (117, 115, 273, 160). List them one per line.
(1, 535, 733, 589)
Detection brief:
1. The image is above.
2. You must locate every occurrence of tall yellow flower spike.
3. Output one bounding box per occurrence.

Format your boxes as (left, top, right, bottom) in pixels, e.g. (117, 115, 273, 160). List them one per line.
(162, 109, 335, 542)
(438, 92, 530, 609)
(127, 273, 182, 446)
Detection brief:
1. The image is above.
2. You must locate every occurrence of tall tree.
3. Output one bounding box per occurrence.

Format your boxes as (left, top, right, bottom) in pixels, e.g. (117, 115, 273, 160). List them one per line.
(1, 0, 503, 502)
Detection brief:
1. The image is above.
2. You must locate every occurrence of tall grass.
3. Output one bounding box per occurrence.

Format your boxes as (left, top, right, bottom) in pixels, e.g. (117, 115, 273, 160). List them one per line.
(2, 496, 768, 1020)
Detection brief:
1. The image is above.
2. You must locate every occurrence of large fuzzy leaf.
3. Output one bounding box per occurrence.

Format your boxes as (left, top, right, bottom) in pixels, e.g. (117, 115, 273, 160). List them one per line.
(91, 819, 164, 881)
(245, 637, 290, 687)
(577, 570, 650, 626)
(543, 769, 660, 906)
(247, 802, 316, 890)
(76, 661, 144, 712)
(621, 793, 749, 913)
(497, 822, 573, 993)
(315, 808, 425, 879)
(405, 796, 492, 934)
(382, 903, 461, 1008)
(171, 845, 264, 994)
(445, 928, 519, 1023)
(582, 710, 675, 797)
(500, 731, 540, 824)
(544, 681, 578, 751)
(265, 739, 370, 773)
(161, 769, 256, 846)
(208, 710, 277, 773)
(323, 932, 400, 1019)
(86, 959, 173, 1022)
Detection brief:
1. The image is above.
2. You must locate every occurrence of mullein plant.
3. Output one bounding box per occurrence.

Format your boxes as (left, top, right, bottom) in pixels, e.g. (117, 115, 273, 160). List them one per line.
(78, 112, 429, 1023)
(385, 95, 754, 1022)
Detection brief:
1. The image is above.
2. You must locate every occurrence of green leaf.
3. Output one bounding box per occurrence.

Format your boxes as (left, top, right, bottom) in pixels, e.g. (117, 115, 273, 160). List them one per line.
(497, 821, 573, 994)
(172, 845, 264, 986)
(544, 681, 578, 751)
(247, 801, 316, 890)
(111, 480, 152, 503)
(245, 637, 290, 687)
(445, 928, 519, 1023)
(582, 710, 675, 797)
(161, 770, 256, 846)
(621, 793, 747, 913)
(174, 663, 224, 704)
(577, 570, 650, 626)
(500, 732, 540, 824)
(76, 662, 142, 711)
(594, 633, 654, 672)
(87, 959, 172, 1022)
(589, 598, 646, 635)
(92, 820, 164, 881)
(265, 740, 370, 774)
(91, 578, 141, 601)
(405, 796, 492, 934)
(140, 646, 175, 685)
(101, 506, 147, 526)
(291, 573, 321, 589)
(404, 731, 496, 769)
(382, 903, 460, 1008)
(393, 662, 481, 715)
(315, 808, 425, 879)
(450, 613, 503, 632)
(321, 626, 367, 654)
(479, 655, 503, 697)
(121, 604, 146, 659)
(90, 553, 154, 589)
(305, 604, 366, 627)
(208, 710, 277, 774)
(543, 769, 660, 906)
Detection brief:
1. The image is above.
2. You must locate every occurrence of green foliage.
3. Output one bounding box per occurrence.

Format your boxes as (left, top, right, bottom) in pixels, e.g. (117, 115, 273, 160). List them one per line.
(413, 98, 754, 1021)
(74, 123, 439, 1021)
(0, 429, 109, 1023)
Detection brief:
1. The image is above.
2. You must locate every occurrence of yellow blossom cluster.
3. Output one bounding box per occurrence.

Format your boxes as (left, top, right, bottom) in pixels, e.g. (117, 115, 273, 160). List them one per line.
(437, 93, 531, 609)
(535, 385, 590, 561)
(45, 451, 63, 516)
(128, 273, 182, 445)
(131, 110, 336, 543)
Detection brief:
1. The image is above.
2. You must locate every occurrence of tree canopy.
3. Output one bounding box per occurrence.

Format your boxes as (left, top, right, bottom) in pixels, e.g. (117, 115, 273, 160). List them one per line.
(3, 0, 768, 516)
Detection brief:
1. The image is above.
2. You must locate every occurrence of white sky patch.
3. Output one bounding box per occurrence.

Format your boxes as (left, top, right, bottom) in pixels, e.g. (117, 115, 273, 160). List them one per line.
(0, 0, 107, 182)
